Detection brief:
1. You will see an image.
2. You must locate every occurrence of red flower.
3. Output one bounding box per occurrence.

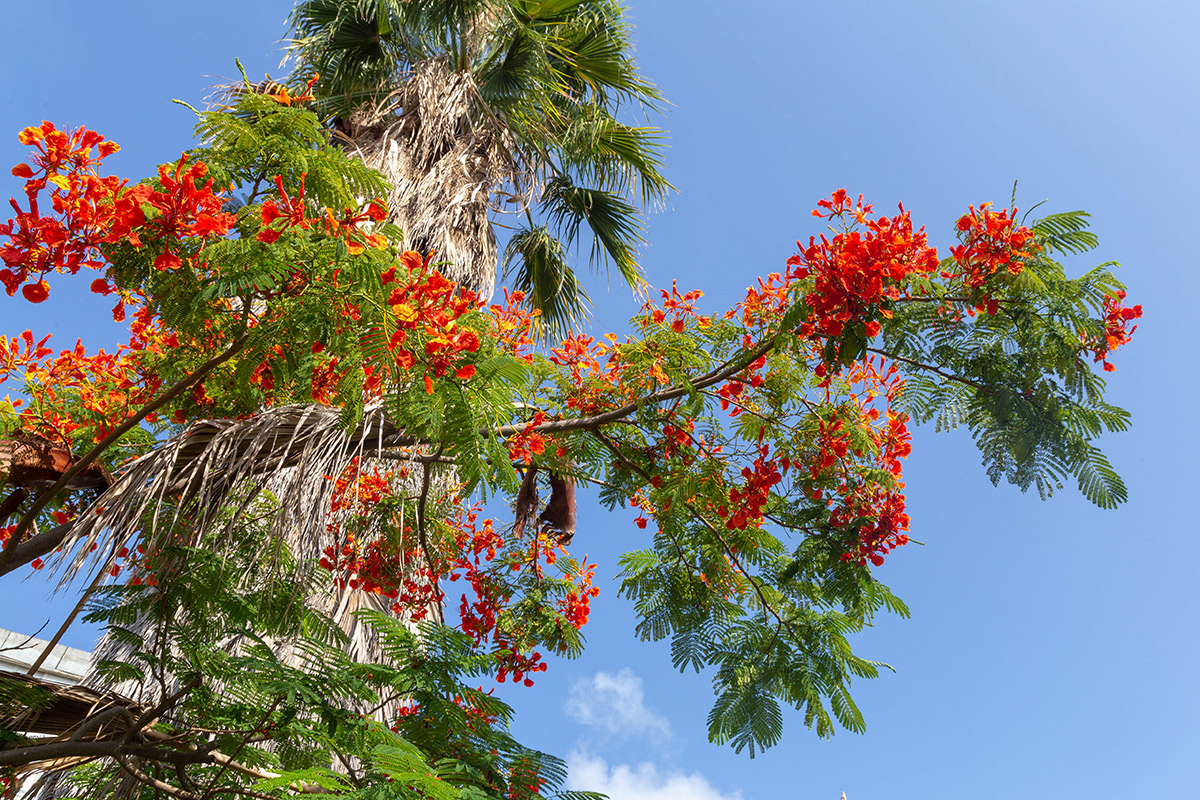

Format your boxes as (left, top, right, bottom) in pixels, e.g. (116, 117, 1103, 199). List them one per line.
(153, 250, 181, 271)
(21, 280, 49, 303)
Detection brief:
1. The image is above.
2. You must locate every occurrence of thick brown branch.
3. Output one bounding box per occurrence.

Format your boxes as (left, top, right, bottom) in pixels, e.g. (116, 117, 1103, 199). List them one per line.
(0, 740, 120, 768)
(0, 521, 73, 578)
(0, 488, 29, 524)
(0, 674, 331, 794)
(141, 730, 334, 794)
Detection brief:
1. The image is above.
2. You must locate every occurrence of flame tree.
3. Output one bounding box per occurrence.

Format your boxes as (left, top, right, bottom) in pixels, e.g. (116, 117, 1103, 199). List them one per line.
(0, 87, 1139, 798)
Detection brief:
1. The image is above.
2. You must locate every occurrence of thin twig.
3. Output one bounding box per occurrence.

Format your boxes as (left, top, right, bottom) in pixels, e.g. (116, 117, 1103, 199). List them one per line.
(383, 335, 778, 450)
(592, 427, 811, 655)
(864, 346, 994, 394)
(117, 755, 205, 800)
(413, 446, 444, 582)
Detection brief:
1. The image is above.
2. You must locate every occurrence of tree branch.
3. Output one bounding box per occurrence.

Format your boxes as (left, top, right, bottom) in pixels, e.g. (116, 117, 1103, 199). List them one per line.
(864, 346, 994, 394)
(25, 564, 107, 676)
(0, 521, 72, 577)
(0, 487, 27, 524)
(117, 755, 206, 800)
(0, 331, 251, 575)
(380, 335, 779, 451)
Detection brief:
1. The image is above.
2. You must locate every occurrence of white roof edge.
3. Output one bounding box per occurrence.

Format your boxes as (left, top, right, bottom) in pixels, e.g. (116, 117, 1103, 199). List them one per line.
(0, 627, 93, 683)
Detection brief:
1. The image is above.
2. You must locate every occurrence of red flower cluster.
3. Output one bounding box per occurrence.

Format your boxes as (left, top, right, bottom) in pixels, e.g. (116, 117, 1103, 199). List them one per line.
(875, 411, 913, 477)
(322, 464, 586, 688)
(383, 251, 481, 392)
(308, 342, 344, 405)
(948, 203, 1034, 293)
(789, 191, 940, 339)
(507, 411, 549, 465)
(1090, 290, 1143, 372)
(264, 74, 320, 108)
(726, 443, 785, 530)
(321, 462, 442, 617)
(817, 357, 914, 565)
(0, 330, 52, 384)
(556, 557, 600, 629)
(256, 172, 388, 254)
(640, 280, 708, 333)
(137, 156, 236, 271)
(320, 536, 441, 617)
(488, 288, 538, 364)
(445, 508, 560, 687)
(833, 486, 911, 567)
(550, 333, 603, 388)
(2, 123, 132, 298)
(732, 272, 791, 328)
(1, 123, 238, 304)
(809, 418, 850, 479)
(3, 299, 178, 443)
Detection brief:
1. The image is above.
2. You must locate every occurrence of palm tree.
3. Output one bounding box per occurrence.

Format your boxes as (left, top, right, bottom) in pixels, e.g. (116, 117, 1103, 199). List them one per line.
(286, 0, 671, 335)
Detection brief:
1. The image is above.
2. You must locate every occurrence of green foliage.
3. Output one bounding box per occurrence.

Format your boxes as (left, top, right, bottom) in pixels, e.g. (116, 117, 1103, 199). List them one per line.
(0, 70, 1139, 784)
(887, 212, 1132, 508)
(35, 514, 595, 800)
(193, 89, 388, 210)
(504, 226, 592, 337)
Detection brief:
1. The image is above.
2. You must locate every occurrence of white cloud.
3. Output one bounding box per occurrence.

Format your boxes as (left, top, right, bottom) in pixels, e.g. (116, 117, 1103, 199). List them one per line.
(564, 668, 671, 742)
(566, 751, 743, 800)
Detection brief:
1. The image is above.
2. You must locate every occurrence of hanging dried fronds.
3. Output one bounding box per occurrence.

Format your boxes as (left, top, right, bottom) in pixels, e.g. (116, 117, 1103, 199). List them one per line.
(53, 405, 388, 579)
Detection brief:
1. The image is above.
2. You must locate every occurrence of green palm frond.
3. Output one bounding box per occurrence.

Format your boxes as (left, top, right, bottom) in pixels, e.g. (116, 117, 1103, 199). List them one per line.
(1032, 210, 1100, 256)
(556, 105, 670, 205)
(287, 0, 407, 114)
(504, 225, 592, 336)
(542, 175, 646, 289)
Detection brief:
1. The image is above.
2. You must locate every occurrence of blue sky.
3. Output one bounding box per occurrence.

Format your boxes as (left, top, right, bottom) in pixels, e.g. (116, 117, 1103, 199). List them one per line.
(1, 2, 1197, 798)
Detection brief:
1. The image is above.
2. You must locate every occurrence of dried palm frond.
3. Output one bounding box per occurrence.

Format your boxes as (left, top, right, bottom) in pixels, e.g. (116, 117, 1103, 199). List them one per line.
(53, 405, 385, 580)
(1, 670, 182, 796)
(1, 670, 134, 742)
(0, 433, 112, 492)
(27, 404, 448, 789)
(49, 404, 442, 659)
